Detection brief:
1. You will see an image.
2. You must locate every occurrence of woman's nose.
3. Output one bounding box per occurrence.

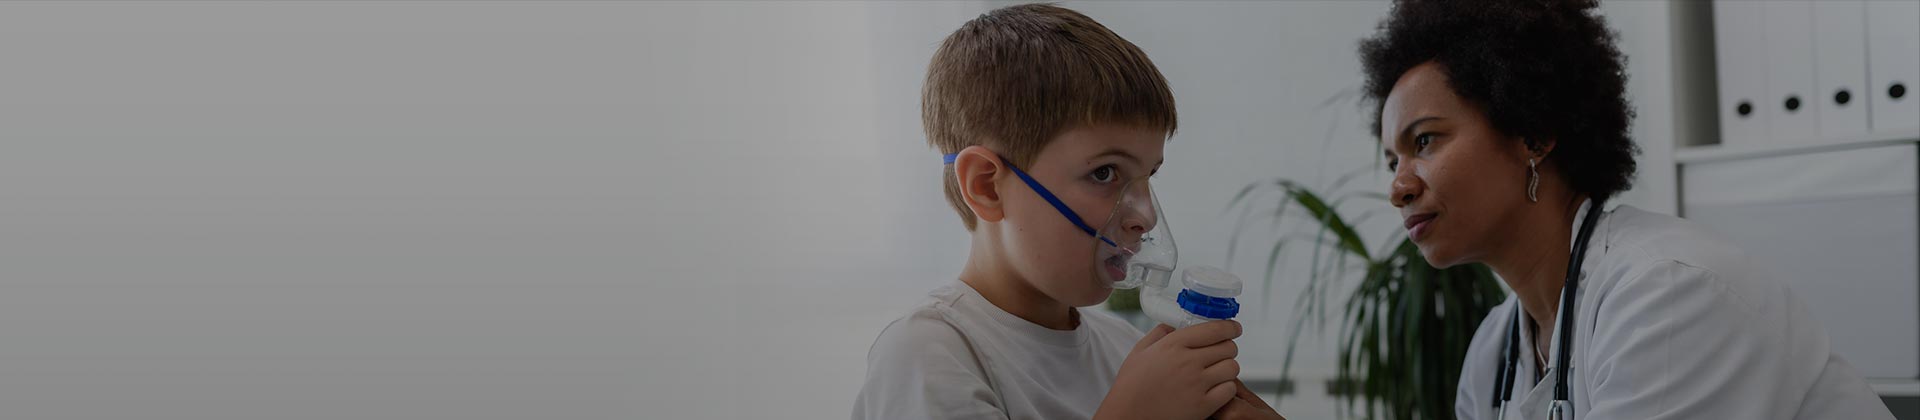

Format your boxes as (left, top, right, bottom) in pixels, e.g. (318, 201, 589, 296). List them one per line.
(1390, 172, 1422, 208)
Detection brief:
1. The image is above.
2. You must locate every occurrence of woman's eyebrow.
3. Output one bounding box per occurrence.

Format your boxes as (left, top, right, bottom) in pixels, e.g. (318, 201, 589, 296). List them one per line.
(1396, 116, 1442, 141)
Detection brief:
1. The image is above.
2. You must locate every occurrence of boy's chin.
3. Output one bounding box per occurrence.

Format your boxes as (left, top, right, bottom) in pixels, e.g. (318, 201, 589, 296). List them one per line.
(1062, 280, 1116, 307)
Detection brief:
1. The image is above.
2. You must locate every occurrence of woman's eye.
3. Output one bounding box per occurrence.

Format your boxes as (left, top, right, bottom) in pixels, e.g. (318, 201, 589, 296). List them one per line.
(1090, 165, 1118, 183)
(1414, 133, 1435, 150)
(1387, 159, 1399, 172)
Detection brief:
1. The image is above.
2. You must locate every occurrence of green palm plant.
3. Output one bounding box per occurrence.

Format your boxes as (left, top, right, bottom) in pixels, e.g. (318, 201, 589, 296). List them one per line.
(1223, 87, 1507, 420)
(1227, 176, 1505, 420)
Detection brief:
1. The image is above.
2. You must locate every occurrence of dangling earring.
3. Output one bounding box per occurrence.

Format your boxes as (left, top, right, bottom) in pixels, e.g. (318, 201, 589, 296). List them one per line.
(1526, 158, 1540, 203)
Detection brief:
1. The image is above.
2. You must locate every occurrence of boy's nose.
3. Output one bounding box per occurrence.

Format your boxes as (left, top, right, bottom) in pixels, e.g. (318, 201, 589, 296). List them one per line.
(1116, 181, 1159, 235)
(1123, 206, 1156, 234)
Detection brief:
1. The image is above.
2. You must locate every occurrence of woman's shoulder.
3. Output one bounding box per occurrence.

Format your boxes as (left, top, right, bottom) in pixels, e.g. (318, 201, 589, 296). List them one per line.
(1590, 205, 1783, 315)
(1599, 205, 1755, 278)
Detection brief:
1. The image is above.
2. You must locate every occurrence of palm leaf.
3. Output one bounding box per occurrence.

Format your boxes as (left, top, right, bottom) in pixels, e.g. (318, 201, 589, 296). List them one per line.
(1227, 174, 1504, 420)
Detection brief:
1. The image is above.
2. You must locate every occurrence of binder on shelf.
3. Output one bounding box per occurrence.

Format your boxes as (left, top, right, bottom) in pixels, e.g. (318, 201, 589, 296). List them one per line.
(1763, 1, 1819, 145)
(1813, 1, 1871, 140)
(1715, 1, 1771, 146)
(1867, 0, 1920, 134)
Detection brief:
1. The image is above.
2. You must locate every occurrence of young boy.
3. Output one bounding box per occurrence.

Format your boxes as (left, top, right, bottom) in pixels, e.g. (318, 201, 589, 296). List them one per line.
(853, 4, 1282, 420)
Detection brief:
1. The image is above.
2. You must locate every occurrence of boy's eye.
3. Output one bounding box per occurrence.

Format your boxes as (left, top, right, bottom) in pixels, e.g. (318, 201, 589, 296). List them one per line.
(1090, 165, 1118, 183)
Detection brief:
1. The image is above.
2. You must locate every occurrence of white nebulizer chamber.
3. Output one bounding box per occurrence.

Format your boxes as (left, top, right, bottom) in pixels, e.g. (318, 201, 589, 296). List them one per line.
(1086, 174, 1241, 329)
(1140, 265, 1242, 329)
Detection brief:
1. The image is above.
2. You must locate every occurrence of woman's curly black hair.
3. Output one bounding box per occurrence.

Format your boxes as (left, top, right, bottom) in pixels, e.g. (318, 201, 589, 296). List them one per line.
(1360, 0, 1638, 199)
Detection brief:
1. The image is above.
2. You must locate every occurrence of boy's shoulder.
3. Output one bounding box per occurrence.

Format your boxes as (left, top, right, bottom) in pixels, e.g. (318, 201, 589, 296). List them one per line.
(855, 281, 1145, 418)
(865, 282, 979, 361)
(888, 281, 971, 330)
(865, 281, 1142, 366)
(853, 283, 1004, 419)
(860, 282, 997, 399)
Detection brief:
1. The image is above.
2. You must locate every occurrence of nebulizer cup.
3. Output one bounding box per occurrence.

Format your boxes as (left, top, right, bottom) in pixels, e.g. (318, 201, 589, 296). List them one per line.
(1095, 176, 1241, 329)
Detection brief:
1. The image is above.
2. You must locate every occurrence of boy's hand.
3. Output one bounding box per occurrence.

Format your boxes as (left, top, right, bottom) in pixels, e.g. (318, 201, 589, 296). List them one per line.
(1209, 379, 1287, 420)
(1095, 320, 1242, 420)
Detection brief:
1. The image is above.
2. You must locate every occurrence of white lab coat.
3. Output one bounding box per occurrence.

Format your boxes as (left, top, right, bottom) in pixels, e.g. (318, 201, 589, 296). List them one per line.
(1455, 201, 1896, 420)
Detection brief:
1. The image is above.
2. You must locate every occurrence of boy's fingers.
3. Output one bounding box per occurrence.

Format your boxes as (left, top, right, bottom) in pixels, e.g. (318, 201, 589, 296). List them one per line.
(1171, 320, 1241, 348)
(1203, 380, 1238, 410)
(1134, 324, 1175, 351)
(1202, 358, 1241, 384)
(1192, 340, 1238, 364)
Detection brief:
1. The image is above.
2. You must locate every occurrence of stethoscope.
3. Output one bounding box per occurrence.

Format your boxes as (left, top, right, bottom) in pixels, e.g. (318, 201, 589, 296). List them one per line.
(1492, 197, 1606, 420)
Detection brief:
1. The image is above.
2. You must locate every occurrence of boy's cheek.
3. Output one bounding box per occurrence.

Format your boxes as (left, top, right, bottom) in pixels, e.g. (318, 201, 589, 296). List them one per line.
(1016, 224, 1100, 286)
(1019, 228, 1088, 271)
(1002, 194, 1104, 280)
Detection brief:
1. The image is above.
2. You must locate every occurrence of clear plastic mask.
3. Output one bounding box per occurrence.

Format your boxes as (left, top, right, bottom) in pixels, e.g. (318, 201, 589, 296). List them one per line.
(1094, 175, 1175, 290)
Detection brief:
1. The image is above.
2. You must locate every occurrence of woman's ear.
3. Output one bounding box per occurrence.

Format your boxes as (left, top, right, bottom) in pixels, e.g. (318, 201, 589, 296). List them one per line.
(952, 145, 1007, 223)
(1521, 136, 1557, 160)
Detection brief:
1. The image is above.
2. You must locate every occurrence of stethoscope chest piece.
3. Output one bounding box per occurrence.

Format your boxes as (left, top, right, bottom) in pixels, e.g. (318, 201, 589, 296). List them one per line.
(1548, 399, 1573, 420)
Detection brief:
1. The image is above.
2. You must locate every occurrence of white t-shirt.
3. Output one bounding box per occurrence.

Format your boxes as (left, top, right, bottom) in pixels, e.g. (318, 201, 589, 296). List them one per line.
(853, 280, 1146, 420)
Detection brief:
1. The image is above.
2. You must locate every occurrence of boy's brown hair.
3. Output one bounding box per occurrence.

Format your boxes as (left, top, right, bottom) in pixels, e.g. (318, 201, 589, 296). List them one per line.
(924, 3, 1178, 230)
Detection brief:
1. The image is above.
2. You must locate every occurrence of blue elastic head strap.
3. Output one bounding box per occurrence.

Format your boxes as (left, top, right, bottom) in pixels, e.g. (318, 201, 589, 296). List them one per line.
(944, 153, 1118, 247)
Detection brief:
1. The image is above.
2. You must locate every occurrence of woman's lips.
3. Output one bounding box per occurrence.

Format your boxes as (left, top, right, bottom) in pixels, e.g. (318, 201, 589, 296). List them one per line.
(1404, 213, 1436, 241)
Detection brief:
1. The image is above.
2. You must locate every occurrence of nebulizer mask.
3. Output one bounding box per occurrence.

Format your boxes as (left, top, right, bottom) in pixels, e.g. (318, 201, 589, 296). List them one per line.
(945, 152, 1241, 329)
(1093, 174, 1240, 329)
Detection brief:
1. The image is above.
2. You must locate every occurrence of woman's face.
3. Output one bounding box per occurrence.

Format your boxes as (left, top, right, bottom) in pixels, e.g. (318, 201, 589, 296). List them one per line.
(1378, 61, 1537, 268)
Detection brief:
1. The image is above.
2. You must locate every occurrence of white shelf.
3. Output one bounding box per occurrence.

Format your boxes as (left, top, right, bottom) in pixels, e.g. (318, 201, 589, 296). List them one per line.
(1873, 379, 1920, 397)
(1676, 129, 1920, 164)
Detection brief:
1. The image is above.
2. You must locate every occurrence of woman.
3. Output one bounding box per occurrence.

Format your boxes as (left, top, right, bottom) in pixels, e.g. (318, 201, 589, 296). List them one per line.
(1359, 1, 1894, 419)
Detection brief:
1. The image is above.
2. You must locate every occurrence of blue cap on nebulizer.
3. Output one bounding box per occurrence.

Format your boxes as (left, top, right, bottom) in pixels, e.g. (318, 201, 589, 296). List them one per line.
(1176, 266, 1241, 319)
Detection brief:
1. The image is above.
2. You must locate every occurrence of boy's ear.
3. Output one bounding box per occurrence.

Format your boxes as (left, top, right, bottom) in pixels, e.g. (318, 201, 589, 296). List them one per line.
(953, 145, 1007, 223)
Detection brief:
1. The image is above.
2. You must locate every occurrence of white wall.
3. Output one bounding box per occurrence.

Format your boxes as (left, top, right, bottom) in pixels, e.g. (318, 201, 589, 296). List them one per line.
(0, 1, 1682, 419)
